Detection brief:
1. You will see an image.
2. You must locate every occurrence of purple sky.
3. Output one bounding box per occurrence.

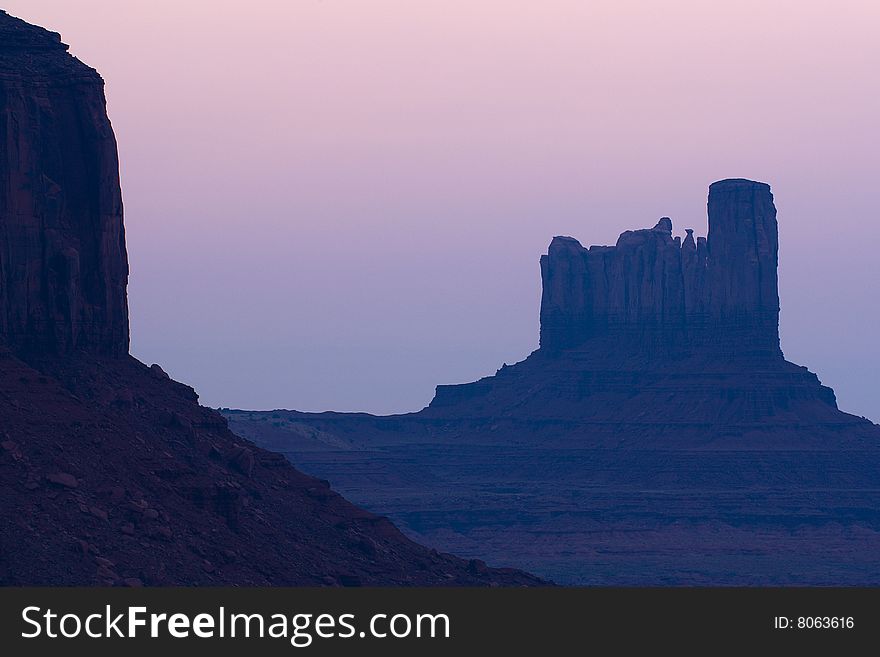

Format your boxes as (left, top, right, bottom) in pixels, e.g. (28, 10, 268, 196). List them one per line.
(7, 1, 879, 419)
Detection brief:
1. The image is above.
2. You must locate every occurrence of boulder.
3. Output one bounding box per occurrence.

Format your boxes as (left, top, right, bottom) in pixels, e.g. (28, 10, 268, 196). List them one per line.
(45, 472, 78, 488)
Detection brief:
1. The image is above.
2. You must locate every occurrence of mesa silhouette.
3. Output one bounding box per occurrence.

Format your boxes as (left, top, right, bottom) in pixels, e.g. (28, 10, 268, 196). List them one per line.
(228, 180, 880, 584)
(0, 10, 542, 586)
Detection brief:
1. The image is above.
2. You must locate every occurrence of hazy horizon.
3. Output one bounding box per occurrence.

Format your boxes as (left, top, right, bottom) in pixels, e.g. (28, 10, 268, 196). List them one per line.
(6, 1, 878, 420)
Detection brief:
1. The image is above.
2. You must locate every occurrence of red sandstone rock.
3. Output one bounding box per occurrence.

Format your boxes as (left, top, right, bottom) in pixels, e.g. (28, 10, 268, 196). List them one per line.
(431, 182, 837, 419)
(0, 11, 542, 587)
(540, 179, 780, 358)
(227, 444, 255, 477)
(0, 11, 128, 356)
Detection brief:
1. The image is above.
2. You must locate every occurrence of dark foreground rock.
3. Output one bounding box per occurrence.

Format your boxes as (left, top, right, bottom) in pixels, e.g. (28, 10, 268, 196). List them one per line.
(0, 349, 541, 585)
(0, 11, 541, 586)
(0, 10, 128, 357)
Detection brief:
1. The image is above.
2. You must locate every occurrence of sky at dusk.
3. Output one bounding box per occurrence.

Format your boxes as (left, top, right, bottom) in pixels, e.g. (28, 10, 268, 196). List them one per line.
(5, 1, 879, 418)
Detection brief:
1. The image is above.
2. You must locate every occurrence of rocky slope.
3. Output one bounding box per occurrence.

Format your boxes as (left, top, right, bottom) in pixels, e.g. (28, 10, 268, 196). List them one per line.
(227, 180, 880, 585)
(0, 10, 541, 586)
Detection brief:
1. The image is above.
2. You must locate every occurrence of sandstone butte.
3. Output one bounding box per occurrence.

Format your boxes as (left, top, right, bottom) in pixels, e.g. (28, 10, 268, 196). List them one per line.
(226, 178, 880, 584)
(0, 10, 542, 586)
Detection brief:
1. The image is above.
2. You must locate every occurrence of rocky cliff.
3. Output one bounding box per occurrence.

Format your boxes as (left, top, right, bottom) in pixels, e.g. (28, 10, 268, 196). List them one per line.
(0, 11, 541, 586)
(428, 179, 837, 420)
(539, 179, 779, 358)
(0, 10, 128, 356)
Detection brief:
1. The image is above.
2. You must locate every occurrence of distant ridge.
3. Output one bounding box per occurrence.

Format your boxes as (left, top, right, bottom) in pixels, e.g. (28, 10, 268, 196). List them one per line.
(228, 180, 880, 585)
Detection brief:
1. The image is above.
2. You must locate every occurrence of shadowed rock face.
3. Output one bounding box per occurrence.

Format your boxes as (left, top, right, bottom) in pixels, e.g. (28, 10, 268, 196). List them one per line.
(429, 179, 833, 421)
(0, 10, 128, 356)
(539, 179, 779, 358)
(0, 11, 542, 586)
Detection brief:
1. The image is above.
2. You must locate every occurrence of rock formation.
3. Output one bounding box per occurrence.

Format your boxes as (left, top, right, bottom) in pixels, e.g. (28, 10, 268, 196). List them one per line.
(0, 11, 541, 586)
(540, 179, 780, 358)
(0, 11, 128, 356)
(427, 178, 840, 421)
(227, 180, 880, 585)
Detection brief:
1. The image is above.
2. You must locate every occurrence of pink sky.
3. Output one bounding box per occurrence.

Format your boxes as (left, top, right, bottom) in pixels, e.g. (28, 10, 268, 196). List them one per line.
(6, 1, 879, 417)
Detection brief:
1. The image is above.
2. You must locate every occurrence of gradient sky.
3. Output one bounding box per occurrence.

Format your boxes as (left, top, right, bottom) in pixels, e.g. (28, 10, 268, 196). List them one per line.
(5, 1, 879, 418)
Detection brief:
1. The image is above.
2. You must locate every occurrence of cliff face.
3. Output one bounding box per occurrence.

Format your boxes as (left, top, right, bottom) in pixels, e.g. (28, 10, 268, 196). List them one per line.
(429, 179, 835, 419)
(539, 179, 779, 358)
(0, 11, 128, 356)
(0, 11, 541, 586)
